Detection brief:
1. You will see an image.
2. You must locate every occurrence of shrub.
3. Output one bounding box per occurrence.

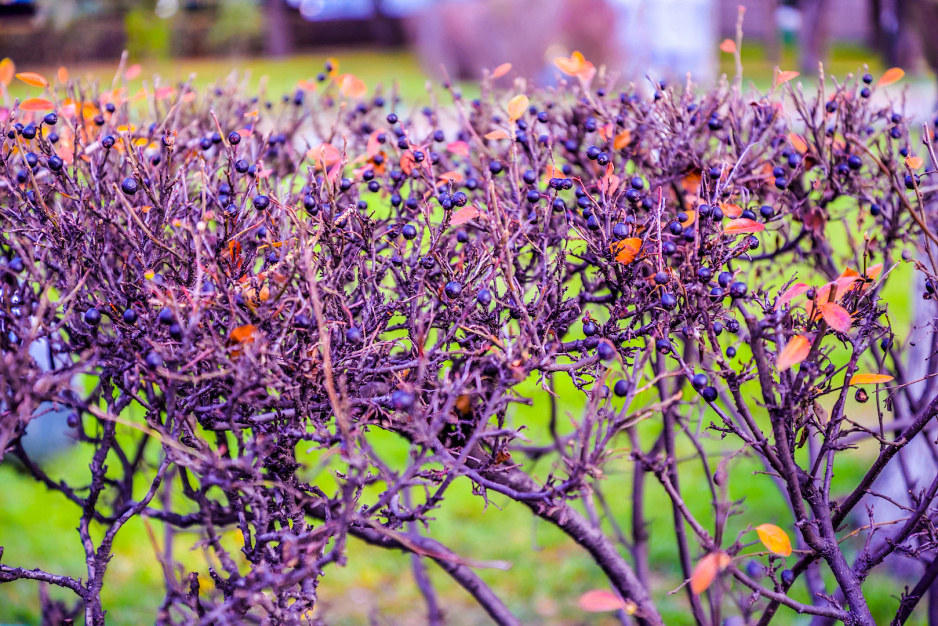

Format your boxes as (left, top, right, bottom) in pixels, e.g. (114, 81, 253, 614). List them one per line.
(0, 51, 936, 626)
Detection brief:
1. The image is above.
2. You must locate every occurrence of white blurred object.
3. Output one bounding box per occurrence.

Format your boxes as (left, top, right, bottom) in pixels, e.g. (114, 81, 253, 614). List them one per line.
(608, 0, 717, 86)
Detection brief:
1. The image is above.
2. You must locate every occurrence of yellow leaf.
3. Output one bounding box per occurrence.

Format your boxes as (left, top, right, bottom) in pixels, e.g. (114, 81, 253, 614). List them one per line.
(777, 335, 811, 371)
(690, 552, 732, 595)
(719, 39, 737, 54)
(905, 156, 924, 169)
(507, 94, 528, 121)
(611, 238, 642, 265)
(849, 373, 894, 385)
(877, 67, 905, 87)
(485, 130, 510, 141)
(614, 130, 632, 151)
(0, 57, 15, 86)
(491, 63, 512, 78)
(15, 72, 48, 88)
(756, 523, 792, 557)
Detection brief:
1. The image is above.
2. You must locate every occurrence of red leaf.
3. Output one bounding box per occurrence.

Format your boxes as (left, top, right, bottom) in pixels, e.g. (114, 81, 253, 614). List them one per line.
(719, 39, 737, 54)
(723, 218, 765, 234)
(446, 140, 470, 156)
(776, 283, 810, 309)
(450, 206, 481, 226)
(491, 63, 512, 78)
(818, 302, 852, 333)
(578, 589, 635, 614)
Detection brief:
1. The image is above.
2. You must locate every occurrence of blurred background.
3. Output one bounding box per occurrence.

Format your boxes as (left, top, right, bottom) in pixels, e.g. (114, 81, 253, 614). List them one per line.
(0, 0, 936, 97)
(3, 1, 938, 624)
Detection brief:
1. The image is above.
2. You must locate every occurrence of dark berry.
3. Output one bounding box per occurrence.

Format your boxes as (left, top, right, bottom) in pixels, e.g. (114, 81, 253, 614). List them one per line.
(346, 327, 364, 343)
(477, 288, 492, 306)
(702, 386, 718, 402)
(391, 389, 415, 411)
(145, 351, 163, 371)
(691, 373, 708, 389)
(583, 321, 598, 337)
(781, 569, 795, 587)
(228, 131, 241, 145)
(123, 308, 138, 324)
(84, 307, 102, 326)
(121, 177, 138, 195)
(613, 380, 629, 397)
(729, 281, 747, 298)
(402, 224, 418, 240)
(158, 307, 175, 325)
(444, 281, 463, 298)
(597, 340, 616, 361)
(253, 195, 270, 210)
(655, 338, 672, 354)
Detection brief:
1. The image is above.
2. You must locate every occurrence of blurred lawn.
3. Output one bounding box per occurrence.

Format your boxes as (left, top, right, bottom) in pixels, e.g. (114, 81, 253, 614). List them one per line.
(1, 46, 932, 625)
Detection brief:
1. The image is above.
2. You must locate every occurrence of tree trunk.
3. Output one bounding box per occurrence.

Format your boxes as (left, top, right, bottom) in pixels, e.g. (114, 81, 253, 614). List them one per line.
(798, 0, 831, 74)
(265, 0, 293, 59)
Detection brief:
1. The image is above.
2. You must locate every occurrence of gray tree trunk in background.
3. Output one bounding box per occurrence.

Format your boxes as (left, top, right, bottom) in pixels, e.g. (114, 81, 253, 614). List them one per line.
(798, 0, 831, 74)
(265, 0, 293, 59)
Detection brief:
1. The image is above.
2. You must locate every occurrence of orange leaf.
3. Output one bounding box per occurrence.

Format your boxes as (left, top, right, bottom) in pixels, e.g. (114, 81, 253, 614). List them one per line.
(400, 151, 416, 176)
(776, 283, 811, 309)
(720, 203, 743, 218)
(905, 156, 924, 169)
(578, 589, 636, 614)
(775, 70, 799, 87)
(611, 238, 642, 265)
(491, 63, 512, 78)
(877, 67, 905, 87)
(788, 133, 808, 154)
(229, 324, 258, 345)
(719, 39, 737, 54)
(19, 98, 55, 112)
(438, 170, 465, 185)
(339, 74, 367, 98)
(307, 143, 341, 168)
(56, 66, 69, 84)
(756, 523, 792, 557)
(864, 263, 884, 281)
(0, 58, 15, 86)
(614, 130, 632, 151)
(125, 64, 142, 80)
(485, 130, 510, 141)
(723, 218, 765, 234)
(690, 552, 732, 595)
(849, 373, 894, 385)
(15, 72, 47, 88)
(450, 206, 481, 226)
(777, 335, 811, 371)
(554, 50, 593, 78)
(681, 210, 697, 228)
(507, 94, 529, 121)
(818, 302, 852, 333)
(446, 140, 470, 156)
